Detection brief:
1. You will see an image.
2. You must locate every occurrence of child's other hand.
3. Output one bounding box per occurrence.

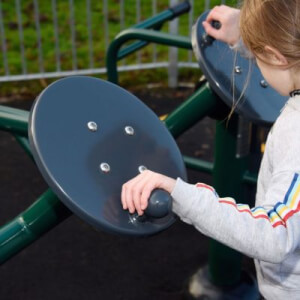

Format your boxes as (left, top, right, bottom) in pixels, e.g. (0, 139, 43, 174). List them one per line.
(121, 170, 176, 216)
(202, 5, 240, 46)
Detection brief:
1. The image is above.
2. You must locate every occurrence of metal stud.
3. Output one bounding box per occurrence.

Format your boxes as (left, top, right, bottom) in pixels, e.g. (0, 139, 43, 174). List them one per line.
(138, 165, 147, 173)
(100, 163, 110, 173)
(87, 121, 98, 132)
(260, 79, 268, 88)
(124, 126, 134, 136)
(234, 66, 242, 74)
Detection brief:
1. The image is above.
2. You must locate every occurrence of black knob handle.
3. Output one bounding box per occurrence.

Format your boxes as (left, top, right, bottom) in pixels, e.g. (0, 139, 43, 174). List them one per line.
(202, 20, 222, 45)
(211, 20, 221, 30)
(169, 1, 191, 19)
(144, 189, 172, 218)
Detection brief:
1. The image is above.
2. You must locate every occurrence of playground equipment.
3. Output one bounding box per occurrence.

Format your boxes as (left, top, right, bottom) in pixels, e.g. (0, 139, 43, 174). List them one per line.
(29, 76, 186, 236)
(0, 1, 289, 299)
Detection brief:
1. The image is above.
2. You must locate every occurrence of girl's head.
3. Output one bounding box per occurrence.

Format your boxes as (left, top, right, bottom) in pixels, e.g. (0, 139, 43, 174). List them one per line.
(239, 0, 300, 94)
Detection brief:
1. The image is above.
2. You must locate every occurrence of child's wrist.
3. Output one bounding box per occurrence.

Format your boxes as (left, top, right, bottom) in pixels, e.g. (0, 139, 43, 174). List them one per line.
(162, 177, 176, 194)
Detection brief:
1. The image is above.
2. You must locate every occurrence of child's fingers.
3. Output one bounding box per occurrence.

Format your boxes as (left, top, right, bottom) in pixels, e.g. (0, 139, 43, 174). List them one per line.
(122, 174, 145, 214)
(121, 170, 162, 215)
(205, 8, 222, 24)
(140, 185, 153, 211)
(132, 184, 144, 216)
(138, 173, 165, 210)
(132, 175, 155, 215)
(202, 21, 221, 39)
(121, 185, 127, 210)
(124, 180, 138, 214)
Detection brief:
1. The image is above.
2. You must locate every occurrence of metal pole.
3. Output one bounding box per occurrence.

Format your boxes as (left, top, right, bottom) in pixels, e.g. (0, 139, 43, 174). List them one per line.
(187, 114, 259, 298)
(0, 189, 72, 265)
(69, 0, 77, 70)
(165, 82, 217, 138)
(0, 105, 29, 137)
(16, 0, 27, 74)
(52, 0, 61, 72)
(209, 114, 248, 285)
(33, 0, 44, 73)
(168, 0, 179, 88)
(86, 0, 94, 69)
(0, 0, 9, 75)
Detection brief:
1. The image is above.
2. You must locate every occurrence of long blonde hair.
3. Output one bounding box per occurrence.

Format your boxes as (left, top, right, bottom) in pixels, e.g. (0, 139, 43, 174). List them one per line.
(240, 0, 300, 68)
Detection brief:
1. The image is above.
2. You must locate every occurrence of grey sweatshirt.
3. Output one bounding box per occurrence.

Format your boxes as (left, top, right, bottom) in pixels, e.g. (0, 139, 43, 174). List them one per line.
(171, 95, 300, 299)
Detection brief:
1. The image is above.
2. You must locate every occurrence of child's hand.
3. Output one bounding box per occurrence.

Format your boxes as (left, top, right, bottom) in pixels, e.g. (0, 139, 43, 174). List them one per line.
(121, 170, 176, 216)
(202, 5, 240, 46)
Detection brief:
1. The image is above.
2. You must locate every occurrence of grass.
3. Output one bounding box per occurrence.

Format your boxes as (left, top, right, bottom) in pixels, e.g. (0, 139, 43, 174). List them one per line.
(0, 0, 238, 99)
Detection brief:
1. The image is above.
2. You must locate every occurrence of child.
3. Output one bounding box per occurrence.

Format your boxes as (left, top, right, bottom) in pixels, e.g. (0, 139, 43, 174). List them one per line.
(121, 1, 300, 299)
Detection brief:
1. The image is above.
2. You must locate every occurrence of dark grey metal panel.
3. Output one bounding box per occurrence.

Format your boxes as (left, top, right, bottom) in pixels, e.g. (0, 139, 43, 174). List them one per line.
(29, 76, 187, 236)
(192, 11, 288, 125)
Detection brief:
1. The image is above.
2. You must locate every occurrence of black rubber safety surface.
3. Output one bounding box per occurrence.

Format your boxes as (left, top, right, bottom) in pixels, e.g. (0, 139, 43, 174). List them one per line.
(0, 86, 255, 300)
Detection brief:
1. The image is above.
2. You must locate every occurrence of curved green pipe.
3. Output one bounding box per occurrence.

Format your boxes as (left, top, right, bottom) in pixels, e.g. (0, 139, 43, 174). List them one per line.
(106, 28, 192, 84)
(0, 189, 72, 265)
(0, 105, 29, 137)
(164, 82, 217, 138)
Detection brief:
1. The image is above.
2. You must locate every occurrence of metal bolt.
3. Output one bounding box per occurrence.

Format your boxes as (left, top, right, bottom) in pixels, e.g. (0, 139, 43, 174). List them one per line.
(87, 121, 98, 132)
(124, 126, 134, 136)
(138, 165, 147, 173)
(100, 163, 110, 173)
(234, 66, 242, 74)
(260, 79, 268, 88)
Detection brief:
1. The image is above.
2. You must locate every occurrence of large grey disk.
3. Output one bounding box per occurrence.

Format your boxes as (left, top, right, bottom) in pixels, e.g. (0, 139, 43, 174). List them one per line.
(29, 76, 187, 236)
(192, 11, 288, 125)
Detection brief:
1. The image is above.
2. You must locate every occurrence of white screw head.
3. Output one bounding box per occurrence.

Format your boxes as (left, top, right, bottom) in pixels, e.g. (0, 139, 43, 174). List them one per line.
(100, 163, 110, 173)
(124, 126, 134, 136)
(260, 80, 268, 88)
(138, 165, 147, 173)
(87, 121, 98, 132)
(234, 66, 242, 74)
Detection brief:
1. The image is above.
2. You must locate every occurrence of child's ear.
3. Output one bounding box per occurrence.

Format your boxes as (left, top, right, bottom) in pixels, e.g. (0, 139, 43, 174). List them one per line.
(264, 45, 288, 66)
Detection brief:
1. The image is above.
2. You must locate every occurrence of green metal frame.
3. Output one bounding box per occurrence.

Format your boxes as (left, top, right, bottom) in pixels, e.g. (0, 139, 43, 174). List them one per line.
(106, 2, 192, 84)
(106, 28, 192, 84)
(0, 7, 259, 294)
(0, 105, 72, 264)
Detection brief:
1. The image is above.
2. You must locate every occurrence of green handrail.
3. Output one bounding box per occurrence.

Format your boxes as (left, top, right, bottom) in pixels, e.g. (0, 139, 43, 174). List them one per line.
(106, 28, 192, 84)
(116, 1, 190, 62)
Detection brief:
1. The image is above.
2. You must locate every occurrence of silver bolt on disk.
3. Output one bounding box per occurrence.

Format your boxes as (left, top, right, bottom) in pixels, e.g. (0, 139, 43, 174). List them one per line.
(234, 66, 242, 74)
(87, 121, 98, 132)
(100, 163, 110, 173)
(260, 79, 268, 88)
(138, 165, 147, 173)
(124, 126, 134, 136)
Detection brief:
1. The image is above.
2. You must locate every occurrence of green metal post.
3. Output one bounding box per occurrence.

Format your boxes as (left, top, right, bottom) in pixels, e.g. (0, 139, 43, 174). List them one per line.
(209, 115, 248, 286)
(0, 189, 72, 264)
(164, 83, 218, 138)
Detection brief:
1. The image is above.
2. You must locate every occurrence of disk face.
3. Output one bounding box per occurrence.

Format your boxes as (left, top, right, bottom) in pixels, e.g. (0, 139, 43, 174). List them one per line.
(192, 11, 288, 125)
(29, 76, 187, 236)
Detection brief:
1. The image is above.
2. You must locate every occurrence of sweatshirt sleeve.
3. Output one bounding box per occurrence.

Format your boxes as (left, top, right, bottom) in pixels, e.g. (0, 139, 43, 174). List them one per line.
(171, 174, 300, 264)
